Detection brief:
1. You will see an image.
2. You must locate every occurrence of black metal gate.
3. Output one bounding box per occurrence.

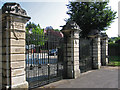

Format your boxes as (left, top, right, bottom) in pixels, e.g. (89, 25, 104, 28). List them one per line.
(79, 38, 93, 73)
(25, 31, 64, 89)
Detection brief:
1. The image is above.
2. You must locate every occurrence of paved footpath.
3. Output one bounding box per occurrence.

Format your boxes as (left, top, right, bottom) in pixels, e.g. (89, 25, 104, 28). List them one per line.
(35, 66, 120, 89)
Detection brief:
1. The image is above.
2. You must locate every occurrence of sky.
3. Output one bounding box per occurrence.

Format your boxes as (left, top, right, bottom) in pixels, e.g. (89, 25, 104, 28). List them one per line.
(106, 0, 119, 37)
(0, 0, 119, 37)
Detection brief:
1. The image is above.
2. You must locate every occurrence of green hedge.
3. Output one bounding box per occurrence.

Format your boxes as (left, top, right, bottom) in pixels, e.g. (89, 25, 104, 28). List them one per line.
(109, 56, 120, 61)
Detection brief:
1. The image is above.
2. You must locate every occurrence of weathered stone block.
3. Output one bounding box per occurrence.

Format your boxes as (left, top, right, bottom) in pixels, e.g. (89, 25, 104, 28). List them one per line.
(67, 44, 72, 47)
(0, 67, 2, 74)
(11, 39, 25, 46)
(74, 60, 79, 65)
(0, 49, 2, 56)
(11, 61, 25, 69)
(74, 56, 79, 60)
(67, 66, 74, 78)
(67, 57, 72, 61)
(1, 39, 8, 47)
(11, 54, 25, 61)
(98, 45, 100, 48)
(0, 35, 2, 47)
(10, 21, 25, 31)
(67, 48, 72, 52)
(93, 47, 98, 51)
(10, 30, 25, 39)
(11, 75, 26, 85)
(74, 52, 79, 56)
(11, 81, 28, 89)
(74, 64, 79, 69)
(74, 48, 79, 52)
(2, 30, 10, 40)
(74, 51, 79, 54)
(12, 17, 27, 23)
(0, 73, 2, 83)
(2, 55, 9, 62)
(10, 47, 25, 54)
(74, 39, 79, 45)
(11, 68, 25, 77)
(2, 77, 10, 85)
(64, 52, 71, 56)
(74, 44, 79, 48)
(2, 69, 10, 77)
(2, 47, 10, 54)
(2, 62, 10, 70)
(74, 69, 80, 78)
(67, 61, 73, 65)
(2, 61, 25, 70)
(74, 34, 79, 38)
(0, 61, 2, 68)
(0, 46, 2, 53)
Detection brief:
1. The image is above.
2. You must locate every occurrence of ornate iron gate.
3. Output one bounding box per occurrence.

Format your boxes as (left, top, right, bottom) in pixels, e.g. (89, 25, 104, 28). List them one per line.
(25, 31, 64, 89)
(79, 38, 93, 73)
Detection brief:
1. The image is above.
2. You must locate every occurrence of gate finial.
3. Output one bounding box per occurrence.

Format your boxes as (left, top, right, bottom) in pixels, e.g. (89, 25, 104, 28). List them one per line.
(2, 2, 28, 16)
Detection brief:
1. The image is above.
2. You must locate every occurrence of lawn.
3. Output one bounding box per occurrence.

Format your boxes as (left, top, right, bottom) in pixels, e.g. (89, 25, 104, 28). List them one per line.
(108, 61, 120, 66)
(108, 56, 120, 66)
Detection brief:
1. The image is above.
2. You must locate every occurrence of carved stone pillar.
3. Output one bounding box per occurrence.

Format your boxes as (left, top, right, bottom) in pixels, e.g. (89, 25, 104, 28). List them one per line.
(61, 21, 82, 79)
(1, 3, 30, 89)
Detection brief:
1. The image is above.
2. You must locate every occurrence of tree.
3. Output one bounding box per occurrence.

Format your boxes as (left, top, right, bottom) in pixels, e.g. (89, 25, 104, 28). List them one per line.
(108, 36, 120, 44)
(26, 22, 37, 30)
(66, 2, 117, 37)
(54, 29, 60, 31)
(26, 22, 45, 46)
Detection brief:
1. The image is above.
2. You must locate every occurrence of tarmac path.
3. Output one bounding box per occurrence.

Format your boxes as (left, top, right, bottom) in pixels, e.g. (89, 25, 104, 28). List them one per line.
(36, 66, 120, 89)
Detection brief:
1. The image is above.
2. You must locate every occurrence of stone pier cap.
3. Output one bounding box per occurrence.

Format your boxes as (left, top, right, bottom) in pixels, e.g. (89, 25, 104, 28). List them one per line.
(60, 20, 82, 36)
(100, 33, 108, 39)
(88, 29, 101, 38)
(88, 30, 108, 39)
(2, 2, 31, 19)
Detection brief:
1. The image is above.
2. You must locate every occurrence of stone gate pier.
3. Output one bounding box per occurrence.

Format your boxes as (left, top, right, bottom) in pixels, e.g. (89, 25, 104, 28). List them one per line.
(61, 21, 82, 79)
(88, 30, 101, 69)
(101, 33, 108, 66)
(1, 3, 30, 89)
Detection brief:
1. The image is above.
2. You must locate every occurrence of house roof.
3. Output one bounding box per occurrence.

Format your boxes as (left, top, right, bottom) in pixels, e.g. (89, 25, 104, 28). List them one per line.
(44, 26, 63, 37)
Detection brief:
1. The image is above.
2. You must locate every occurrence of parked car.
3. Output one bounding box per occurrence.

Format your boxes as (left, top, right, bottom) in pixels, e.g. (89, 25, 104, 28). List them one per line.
(26, 45, 36, 53)
(49, 49, 58, 56)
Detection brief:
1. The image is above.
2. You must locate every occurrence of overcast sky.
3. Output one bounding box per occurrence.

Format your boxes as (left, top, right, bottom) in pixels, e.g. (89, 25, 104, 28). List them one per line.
(0, 0, 119, 37)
